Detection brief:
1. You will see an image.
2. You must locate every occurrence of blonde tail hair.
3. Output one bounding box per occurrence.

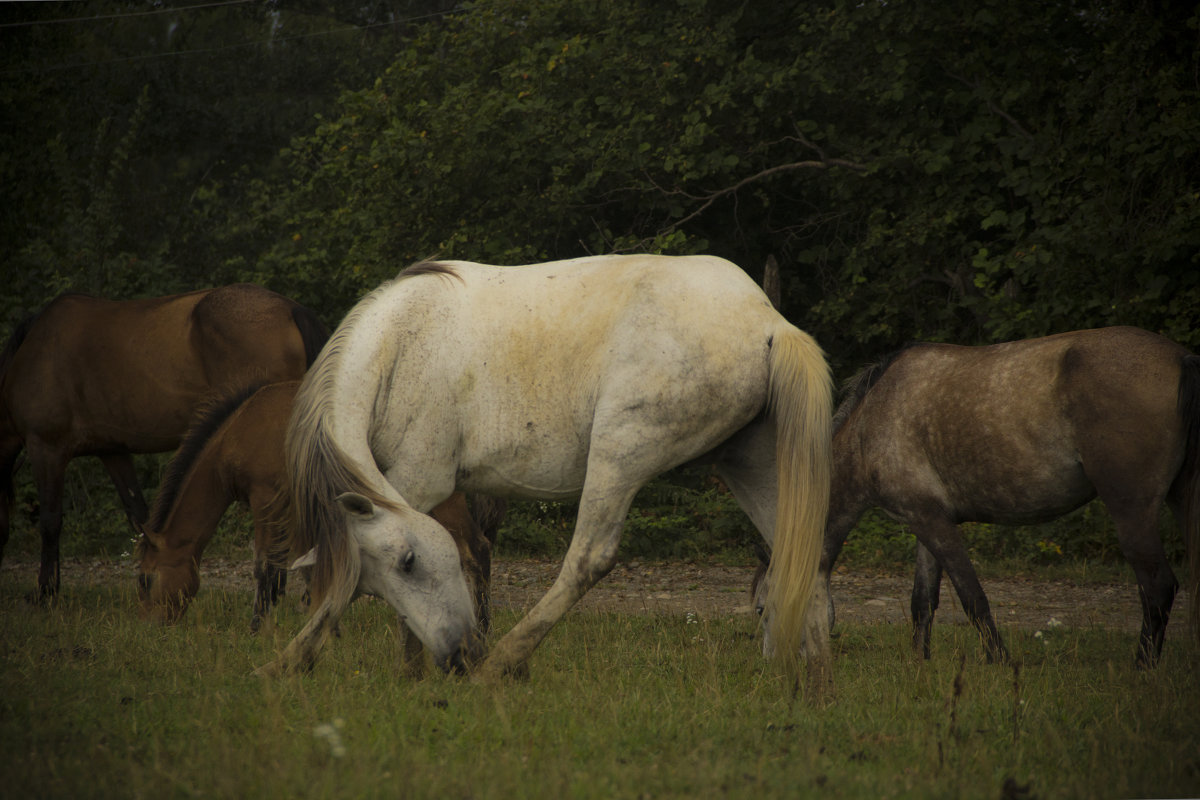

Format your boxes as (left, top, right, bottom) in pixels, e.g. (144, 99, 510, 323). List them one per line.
(764, 326, 833, 673)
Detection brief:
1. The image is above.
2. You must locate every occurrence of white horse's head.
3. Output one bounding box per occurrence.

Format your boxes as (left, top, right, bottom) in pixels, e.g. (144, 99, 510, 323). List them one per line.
(295, 492, 482, 672)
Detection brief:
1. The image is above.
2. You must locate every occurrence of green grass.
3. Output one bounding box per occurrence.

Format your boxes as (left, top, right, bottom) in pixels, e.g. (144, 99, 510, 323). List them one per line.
(1, 571, 1197, 799)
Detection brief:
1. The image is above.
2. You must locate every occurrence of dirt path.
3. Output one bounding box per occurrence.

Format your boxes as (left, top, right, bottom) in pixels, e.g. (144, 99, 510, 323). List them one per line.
(492, 558, 1169, 634)
(7, 556, 1184, 636)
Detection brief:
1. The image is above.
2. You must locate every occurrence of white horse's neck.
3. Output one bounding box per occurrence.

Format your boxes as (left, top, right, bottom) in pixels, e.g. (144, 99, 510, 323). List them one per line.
(313, 289, 410, 492)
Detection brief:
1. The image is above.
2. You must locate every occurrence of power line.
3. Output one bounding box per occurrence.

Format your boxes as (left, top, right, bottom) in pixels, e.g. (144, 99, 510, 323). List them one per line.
(0, 0, 254, 29)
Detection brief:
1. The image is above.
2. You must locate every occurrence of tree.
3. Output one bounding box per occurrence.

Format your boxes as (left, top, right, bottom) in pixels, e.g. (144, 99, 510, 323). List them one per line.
(0, 0, 449, 327)
(237, 0, 1198, 360)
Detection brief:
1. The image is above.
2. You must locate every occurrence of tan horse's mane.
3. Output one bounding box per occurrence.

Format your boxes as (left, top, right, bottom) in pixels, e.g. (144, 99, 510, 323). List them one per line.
(143, 381, 268, 537)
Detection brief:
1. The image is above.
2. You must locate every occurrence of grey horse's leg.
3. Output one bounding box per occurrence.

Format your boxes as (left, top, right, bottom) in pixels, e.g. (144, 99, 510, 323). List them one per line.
(912, 514, 1008, 663)
(910, 543, 943, 659)
(1109, 501, 1177, 667)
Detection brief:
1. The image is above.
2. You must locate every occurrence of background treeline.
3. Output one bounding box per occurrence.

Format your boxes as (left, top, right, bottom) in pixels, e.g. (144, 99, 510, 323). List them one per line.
(2, 0, 1196, 567)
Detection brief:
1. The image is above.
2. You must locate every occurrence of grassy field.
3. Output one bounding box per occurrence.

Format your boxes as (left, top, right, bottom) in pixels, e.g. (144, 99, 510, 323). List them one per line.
(1, 571, 1197, 800)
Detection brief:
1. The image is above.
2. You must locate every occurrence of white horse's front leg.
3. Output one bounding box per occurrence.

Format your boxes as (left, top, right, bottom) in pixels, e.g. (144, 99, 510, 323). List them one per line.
(474, 483, 636, 683)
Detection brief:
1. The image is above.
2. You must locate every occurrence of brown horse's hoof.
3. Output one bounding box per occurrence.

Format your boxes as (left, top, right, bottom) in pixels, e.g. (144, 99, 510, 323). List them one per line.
(25, 586, 56, 606)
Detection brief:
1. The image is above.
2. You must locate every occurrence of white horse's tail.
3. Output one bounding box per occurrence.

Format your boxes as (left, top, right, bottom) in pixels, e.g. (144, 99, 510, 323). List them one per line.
(764, 325, 833, 672)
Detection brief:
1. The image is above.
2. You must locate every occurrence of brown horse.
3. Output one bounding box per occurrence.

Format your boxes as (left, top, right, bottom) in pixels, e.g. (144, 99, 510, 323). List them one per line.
(136, 381, 502, 650)
(0, 285, 328, 598)
(802, 327, 1199, 667)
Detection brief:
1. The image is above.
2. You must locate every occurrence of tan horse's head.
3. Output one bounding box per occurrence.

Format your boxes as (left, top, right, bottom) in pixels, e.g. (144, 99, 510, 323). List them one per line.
(135, 528, 201, 623)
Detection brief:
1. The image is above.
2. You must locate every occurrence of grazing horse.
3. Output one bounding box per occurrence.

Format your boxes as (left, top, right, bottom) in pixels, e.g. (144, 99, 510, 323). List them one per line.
(262, 255, 832, 682)
(803, 327, 1199, 667)
(0, 285, 328, 598)
(136, 381, 501, 657)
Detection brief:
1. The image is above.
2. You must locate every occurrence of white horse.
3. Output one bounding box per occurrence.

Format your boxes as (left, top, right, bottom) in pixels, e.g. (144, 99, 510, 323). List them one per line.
(261, 254, 832, 683)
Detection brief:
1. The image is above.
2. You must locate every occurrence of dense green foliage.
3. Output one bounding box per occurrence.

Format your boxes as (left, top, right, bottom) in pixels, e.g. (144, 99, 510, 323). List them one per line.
(2, 576, 1197, 798)
(229, 0, 1200, 363)
(1, 0, 1197, 564)
(3, 0, 1196, 354)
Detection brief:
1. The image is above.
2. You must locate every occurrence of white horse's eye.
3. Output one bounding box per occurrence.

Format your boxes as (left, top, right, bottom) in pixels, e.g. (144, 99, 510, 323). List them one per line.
(401, 550, 416, 574)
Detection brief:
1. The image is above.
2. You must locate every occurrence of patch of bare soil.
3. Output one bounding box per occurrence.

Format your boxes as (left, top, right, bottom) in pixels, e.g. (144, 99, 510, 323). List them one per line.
(9, 556, 1187, 636)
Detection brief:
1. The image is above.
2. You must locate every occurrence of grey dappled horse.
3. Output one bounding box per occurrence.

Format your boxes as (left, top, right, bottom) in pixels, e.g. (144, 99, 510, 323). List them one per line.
(817, 327, 1199, 666)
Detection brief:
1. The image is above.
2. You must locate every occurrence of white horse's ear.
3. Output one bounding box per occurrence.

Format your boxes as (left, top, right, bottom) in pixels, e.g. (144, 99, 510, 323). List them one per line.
(291, 548, 318, 570)
(336, 492, 375, 518)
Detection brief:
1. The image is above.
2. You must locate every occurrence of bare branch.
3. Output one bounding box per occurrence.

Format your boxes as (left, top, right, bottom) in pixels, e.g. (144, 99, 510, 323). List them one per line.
(669, 155, 868, 231)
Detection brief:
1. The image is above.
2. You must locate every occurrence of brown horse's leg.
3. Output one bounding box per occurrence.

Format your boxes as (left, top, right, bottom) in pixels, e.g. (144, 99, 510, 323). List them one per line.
(99, 453, 148, 528)
(0, 438, 22, 567)
(251, 560, 272, 634)
(469, 495, 507, 635)
(250, 560, 287, 633)
(1109, 502, 1178, 667)
(910, 543, 943, 659)
(914, 516, 1009, 663)
(27, 441, 67, 600)
(251, 530, 289, 633)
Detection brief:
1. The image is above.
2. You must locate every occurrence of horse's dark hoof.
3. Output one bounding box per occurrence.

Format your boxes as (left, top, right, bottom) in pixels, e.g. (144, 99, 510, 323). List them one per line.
(25, 586, 56, 606)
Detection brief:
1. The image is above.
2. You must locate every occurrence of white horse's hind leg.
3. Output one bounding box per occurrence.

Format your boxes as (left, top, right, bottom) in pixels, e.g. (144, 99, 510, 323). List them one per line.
(715, 419, 833, 689)
(713, 418, 778, 543)
(475, 477, 641, 683)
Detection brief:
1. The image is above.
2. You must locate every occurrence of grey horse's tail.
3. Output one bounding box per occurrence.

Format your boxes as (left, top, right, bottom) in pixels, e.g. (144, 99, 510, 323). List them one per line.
(1177, 353, 1200, 641)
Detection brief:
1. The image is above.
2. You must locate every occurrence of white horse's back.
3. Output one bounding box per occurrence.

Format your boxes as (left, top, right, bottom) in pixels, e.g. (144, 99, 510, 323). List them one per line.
(366, 255, 784, 504)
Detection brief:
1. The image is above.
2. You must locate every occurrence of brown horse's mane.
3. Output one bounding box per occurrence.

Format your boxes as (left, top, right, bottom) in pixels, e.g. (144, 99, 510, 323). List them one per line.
(831, 344, 923, 434)
(144, 381, 269, 534)
(287, 304, 331, 368)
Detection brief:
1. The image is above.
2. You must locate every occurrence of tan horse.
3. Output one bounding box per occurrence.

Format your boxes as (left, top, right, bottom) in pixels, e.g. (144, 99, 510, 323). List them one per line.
(0, 285, 328, 598)
(136, 381, 501, 662)
(267, 255, 832, 685)
(809, 327, 1199, 667)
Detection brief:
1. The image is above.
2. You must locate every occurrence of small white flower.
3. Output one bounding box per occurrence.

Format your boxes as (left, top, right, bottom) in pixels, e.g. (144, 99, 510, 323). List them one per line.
(314, 720, 347, 758)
